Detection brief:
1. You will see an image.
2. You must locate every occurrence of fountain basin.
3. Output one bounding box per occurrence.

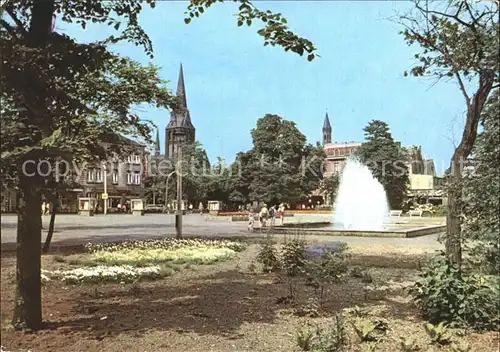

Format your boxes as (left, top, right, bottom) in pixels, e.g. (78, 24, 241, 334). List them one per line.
(255, 222, 446, 238)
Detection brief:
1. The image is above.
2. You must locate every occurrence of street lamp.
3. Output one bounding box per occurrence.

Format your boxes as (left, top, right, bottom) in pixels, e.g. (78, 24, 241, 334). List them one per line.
(103, 162, 107, 215)
(164, 170, 177, 213)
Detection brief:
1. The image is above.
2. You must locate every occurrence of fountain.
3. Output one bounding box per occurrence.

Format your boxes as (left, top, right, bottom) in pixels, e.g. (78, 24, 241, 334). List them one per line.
(334, 159, 389, 231)
(270, 158, 446, 238)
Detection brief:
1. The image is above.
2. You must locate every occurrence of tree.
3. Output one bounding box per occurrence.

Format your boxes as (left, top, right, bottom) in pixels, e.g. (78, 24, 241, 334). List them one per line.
(399, 0, 499, 264)
(1, 2, 173, 330)
(462, 90, 499, 273)
(243, 114, 325, 206)
(356, 120, 409, 210)
(320, 175, 340, 206)
(1, 0, 317, 330)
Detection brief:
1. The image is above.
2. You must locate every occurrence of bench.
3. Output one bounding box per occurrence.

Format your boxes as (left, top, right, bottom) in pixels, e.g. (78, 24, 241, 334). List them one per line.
(409, 209, 423, 217)
(389, 210, 403, 217)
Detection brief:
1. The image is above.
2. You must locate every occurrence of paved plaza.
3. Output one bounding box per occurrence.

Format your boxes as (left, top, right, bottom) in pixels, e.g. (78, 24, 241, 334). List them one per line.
(0, 213, 445, 251)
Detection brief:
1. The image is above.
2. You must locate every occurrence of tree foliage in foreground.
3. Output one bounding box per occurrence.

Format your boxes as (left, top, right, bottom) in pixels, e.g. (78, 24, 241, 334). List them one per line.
(1, 0, 317, 330)
(462, 90, 500, 273)
(399, 0, 499, 263)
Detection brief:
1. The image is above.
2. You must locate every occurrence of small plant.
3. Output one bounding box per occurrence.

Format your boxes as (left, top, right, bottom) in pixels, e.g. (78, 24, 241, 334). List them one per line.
(296, 313, 348, 352)
(399, 337, 420, 351)
(281, 237, 308, 276)
(450, 341, 471, 352)
(304, 247, 349, 308)
(424, 322, 451, 345)
(296, 326, 317, 351)
(352, 317, 389, 342)
(256, 241, 281, 273)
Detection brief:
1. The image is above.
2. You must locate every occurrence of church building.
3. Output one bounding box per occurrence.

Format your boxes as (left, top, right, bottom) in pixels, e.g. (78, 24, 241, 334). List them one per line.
(153, 64, 196, 159)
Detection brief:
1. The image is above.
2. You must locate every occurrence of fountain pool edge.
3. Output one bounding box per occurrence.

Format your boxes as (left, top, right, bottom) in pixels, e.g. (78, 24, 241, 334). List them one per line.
(255, 224, 446, 238)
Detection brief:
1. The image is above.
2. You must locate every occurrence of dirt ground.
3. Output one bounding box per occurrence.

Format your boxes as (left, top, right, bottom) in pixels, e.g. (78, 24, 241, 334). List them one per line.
(1, 245, 498, 352)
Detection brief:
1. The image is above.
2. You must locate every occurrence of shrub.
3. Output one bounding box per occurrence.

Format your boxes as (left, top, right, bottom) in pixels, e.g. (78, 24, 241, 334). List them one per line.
(409, 253, 500, 330)
(296, 313, 348, 352)
(281, 237, 308, 276)
(256, 241, 281, 273)
(304, 246, 349, 308)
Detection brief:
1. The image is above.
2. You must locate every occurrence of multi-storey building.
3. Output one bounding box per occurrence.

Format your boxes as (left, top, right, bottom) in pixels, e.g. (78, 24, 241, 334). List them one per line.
(75, 134, 147, 212)
(321, 112, 361, 177)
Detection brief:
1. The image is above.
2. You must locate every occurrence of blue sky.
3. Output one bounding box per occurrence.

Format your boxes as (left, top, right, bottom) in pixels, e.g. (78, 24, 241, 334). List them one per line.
(61, 1, 468, 175)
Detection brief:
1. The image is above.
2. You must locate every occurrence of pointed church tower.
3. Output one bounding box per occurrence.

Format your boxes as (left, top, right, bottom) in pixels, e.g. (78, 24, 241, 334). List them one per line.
(322, 111, 332, 145)
(165, 63, 196, 158)
(154, 128, 161, 157)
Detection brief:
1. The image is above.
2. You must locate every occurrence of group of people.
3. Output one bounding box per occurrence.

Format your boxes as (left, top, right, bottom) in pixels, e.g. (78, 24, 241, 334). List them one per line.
(247, 203, 286, 231)
(41, 201, 51, 215)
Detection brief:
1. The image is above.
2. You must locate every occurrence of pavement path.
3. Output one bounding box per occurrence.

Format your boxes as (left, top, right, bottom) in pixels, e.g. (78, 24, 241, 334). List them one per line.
(0, 213, 445, 252)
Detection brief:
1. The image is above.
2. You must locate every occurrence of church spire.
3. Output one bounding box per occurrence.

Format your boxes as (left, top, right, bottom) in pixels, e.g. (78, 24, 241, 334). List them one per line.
(323, 111, 331, 129)
(154, 128, 160, 156)
(322, 111, 332, 145)
(176, 63, 187, 108)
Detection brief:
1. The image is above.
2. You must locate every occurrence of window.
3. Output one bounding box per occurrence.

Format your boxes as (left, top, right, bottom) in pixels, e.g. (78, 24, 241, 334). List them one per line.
(111, 170, 118, 184)
(87, 168, 102, 183)
(127, 172, 133, 185)
(127, 154, 141, 164)
(133, 172, 141, 185)
(95, 169, 102, 183)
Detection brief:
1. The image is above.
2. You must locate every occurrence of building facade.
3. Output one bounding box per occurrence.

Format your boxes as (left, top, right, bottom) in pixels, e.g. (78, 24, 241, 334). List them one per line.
(321, 112, 362, 177)
(77, 140, 147, 212)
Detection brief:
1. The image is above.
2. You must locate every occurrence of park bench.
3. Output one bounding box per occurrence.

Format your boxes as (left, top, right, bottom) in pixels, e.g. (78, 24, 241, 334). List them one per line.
(389, 210, 403, 217)
(409, 209, 423, 217)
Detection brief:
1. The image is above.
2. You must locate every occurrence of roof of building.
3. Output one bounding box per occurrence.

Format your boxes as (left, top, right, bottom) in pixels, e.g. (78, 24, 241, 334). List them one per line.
(323, 112, 331, 129)
(167, 63, 195, 131)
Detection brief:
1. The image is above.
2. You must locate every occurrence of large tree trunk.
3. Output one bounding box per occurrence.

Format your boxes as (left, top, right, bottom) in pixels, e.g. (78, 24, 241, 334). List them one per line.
(11, 0, 55, 330)
(444, 71, 495, 265)
(12, 174, 43, 330)
(445, 155, 463, 264)
(42, 192, 58, 253)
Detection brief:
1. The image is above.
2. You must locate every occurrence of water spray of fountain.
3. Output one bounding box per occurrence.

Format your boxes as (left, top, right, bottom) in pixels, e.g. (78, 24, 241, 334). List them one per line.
(334, 158, 389, 231)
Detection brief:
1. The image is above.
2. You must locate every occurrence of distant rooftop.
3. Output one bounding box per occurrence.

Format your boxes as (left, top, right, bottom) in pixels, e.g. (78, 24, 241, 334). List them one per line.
(324, 141, 362, 148)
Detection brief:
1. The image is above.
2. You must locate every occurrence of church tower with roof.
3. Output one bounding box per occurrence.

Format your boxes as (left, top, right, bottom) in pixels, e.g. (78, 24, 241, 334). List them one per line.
(165, 64, 196, 159)
(322, 111, 332, 145)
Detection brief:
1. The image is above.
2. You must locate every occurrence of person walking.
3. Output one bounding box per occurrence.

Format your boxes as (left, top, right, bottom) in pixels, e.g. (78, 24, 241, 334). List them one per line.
(247, 211, 255, 232)
(198, 202, 204, 215)
(278, 203, 285, 226)
(259, 203, 269, 227)
(269, 205, 277, 227)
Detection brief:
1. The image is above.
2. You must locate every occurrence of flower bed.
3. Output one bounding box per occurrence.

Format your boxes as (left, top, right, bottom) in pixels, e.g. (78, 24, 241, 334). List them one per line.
(42, 265, 162, 284)
(43, 238, 247, 284)
(85, 238, 246, 253)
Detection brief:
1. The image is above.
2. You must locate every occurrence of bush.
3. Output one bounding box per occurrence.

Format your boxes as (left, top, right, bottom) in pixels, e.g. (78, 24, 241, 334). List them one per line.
(304, 246, 349, 307)
(256, 240, 281, 273)
(409, 253, 499, 330)
(281, 237, 308, 276)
